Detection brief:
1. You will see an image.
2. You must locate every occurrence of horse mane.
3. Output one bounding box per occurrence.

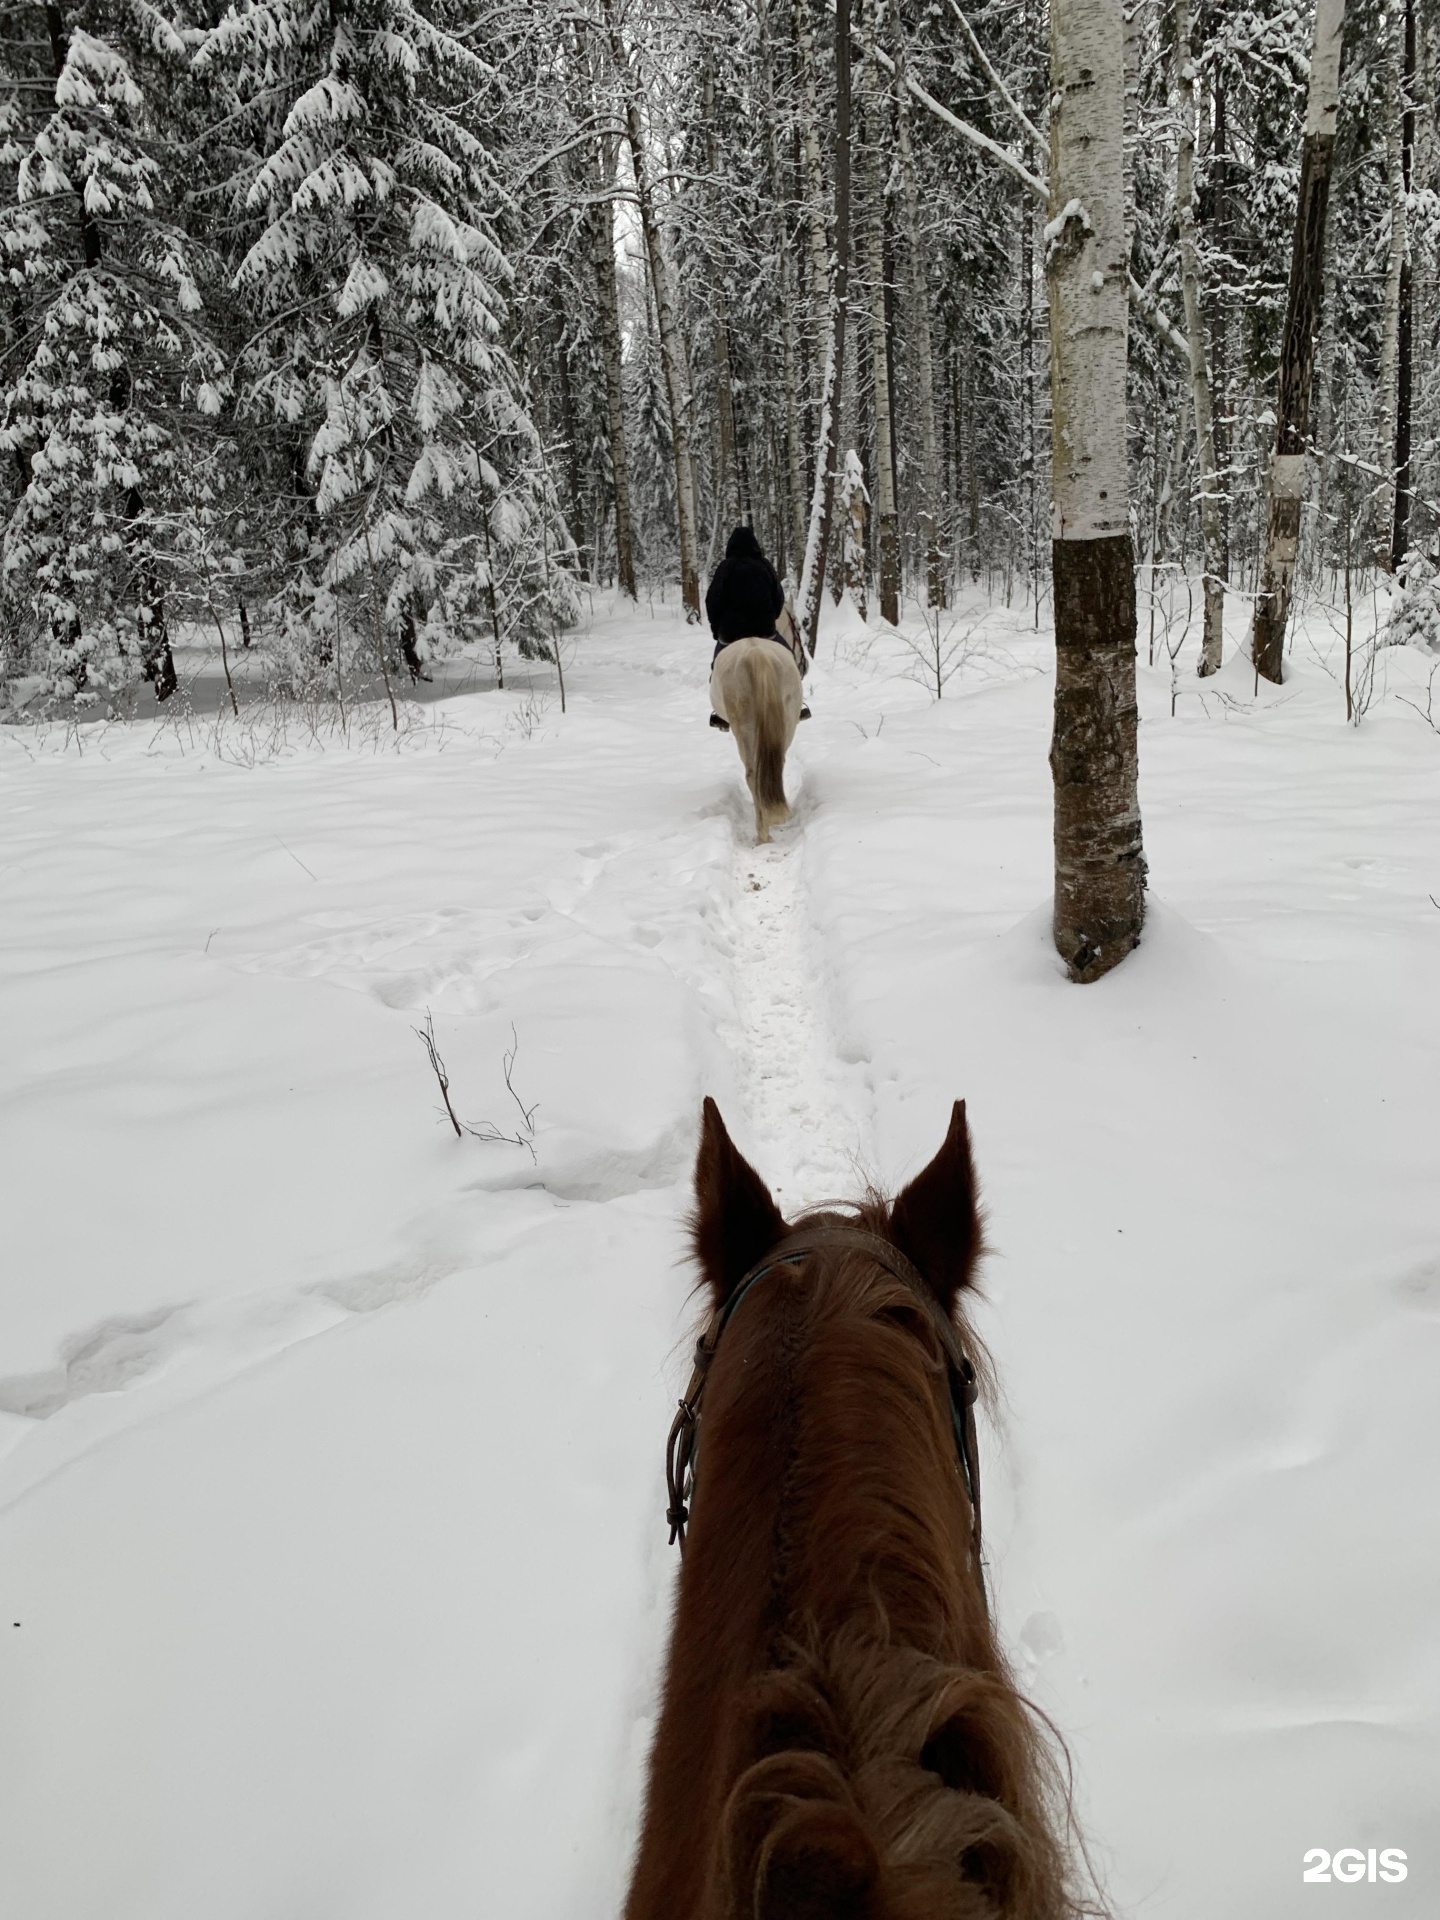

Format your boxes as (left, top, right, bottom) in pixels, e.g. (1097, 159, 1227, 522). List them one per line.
(627, 1116, 1095, 1920)
(713, 1222, 1079, 1920)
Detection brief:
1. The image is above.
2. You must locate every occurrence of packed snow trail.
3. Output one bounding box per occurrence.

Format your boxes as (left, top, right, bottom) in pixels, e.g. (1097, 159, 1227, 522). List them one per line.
(714, 806, 874, 1214)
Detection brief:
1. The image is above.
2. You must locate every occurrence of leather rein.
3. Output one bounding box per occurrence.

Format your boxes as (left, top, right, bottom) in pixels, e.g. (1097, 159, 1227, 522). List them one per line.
(664, 1226, 987, 1614)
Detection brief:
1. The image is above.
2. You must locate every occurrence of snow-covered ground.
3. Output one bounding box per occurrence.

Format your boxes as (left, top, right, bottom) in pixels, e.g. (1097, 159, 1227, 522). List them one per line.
(2, 586, 1437, 1918)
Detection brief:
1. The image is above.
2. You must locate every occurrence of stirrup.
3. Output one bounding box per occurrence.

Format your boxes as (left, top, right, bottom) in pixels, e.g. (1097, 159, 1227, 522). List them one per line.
(709, 711, 730, 732)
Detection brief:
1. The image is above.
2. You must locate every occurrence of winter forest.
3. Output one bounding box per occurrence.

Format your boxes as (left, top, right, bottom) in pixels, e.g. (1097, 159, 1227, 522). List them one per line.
(3, 0, 1440, 708)
(3, 1, 1439, 1917)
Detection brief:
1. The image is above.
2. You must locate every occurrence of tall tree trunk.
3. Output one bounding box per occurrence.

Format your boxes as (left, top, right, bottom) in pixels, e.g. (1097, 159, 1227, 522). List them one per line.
(861, 0, 899, 623)
(703, 70, 742, 531)
(794, 0, 835, 378)
(842, 448, 869, 618)
(1309, 255, 1338, 580)
(1021, 194, 1037, 614)
(1390, 0, 1416, 569)
(965, 353, 980, 580)
(605, 3, 700, 618)
(1375, 1, 1406, 570)
(796, 0, 851, 655)
(761, 12, 809, 577)
(780, 247, 807, 578)
(590, 179, 637, 598)
(552, 300, 587, 581)
(1174, 0, 1225, 674)
(711, 281, 742, 533)
(1046, 0, 1145, 983)
(1208, 56, 1234, 598)
(1250, 0, 1345, 683)
(889, 0, 944, 606)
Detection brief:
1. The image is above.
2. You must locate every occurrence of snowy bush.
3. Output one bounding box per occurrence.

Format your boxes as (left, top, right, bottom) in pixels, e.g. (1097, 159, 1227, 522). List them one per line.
(1388, 550, 1440, 653)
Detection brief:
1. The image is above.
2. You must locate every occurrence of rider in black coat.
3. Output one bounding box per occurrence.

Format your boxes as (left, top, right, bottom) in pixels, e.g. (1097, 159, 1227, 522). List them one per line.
(704, 526, 809, 728)
(705, 526, 785, 649)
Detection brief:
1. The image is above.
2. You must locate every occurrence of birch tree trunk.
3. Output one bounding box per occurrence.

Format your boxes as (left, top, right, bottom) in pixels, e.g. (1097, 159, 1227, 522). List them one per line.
(861, 0, 899, 624)
(590, 172, 637, 599)
(889, 0, 944, 606)
(796, 0, 851, 656)
(1174, 0, 1225, 675)
(1045, 0, 1145, 983)
(605, 2, 700, 619)
(1250, 0, 1345, 683)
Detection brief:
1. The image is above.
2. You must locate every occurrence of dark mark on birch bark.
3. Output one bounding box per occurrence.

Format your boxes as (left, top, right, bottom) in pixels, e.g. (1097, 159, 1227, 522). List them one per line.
(1050, 534, 1146, 983)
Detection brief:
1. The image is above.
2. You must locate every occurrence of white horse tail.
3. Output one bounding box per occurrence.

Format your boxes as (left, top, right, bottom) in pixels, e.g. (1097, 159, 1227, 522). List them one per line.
(747, 647, 789, 827)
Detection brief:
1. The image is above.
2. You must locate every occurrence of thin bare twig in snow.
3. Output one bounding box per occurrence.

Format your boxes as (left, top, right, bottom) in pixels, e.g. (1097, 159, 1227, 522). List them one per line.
(415, 1011, 464, 1139)
(1395, 664, 1440, 733)
(413, 1013, 538, 1160)
(273, 835, 317, 880)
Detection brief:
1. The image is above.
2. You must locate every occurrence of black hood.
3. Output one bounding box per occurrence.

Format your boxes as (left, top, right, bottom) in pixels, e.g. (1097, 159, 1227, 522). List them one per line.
(724, 525, 764, 561)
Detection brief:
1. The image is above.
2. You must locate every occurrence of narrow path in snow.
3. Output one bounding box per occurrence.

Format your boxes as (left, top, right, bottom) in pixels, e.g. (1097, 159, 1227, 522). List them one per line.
(720, 807, 872, 1215)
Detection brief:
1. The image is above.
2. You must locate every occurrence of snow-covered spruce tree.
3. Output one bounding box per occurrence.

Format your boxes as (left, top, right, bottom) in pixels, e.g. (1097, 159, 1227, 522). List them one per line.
(1045, 0, 1145, 983)
(1, 0, 224, 702)
(200, 0, 575, 687)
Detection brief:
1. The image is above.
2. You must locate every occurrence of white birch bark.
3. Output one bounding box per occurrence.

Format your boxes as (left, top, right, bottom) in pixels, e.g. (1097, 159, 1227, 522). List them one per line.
(1046, 0, 1145, 983)
(1045, 19, 1129, 542)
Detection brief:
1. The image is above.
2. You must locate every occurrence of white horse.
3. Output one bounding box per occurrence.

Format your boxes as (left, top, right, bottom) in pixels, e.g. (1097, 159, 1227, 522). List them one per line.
(710, 619, 804, 844)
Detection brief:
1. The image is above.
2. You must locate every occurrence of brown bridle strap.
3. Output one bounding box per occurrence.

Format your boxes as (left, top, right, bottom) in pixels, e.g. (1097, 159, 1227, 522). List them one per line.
(664, 1227, 987, 1615)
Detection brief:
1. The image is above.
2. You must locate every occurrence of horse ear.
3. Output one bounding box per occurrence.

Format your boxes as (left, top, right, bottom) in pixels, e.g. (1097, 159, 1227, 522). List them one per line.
(692, 1097, 787, 1306)
(888, 1101, 983, 1311)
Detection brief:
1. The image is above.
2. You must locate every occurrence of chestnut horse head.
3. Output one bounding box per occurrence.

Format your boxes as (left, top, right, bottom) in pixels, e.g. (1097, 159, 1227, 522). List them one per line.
(625, 1098, 1083, 1920)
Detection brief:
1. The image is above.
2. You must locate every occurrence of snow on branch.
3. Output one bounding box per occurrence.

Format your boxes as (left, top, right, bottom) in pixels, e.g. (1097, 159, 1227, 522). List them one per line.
(854, 3, 1192, 371)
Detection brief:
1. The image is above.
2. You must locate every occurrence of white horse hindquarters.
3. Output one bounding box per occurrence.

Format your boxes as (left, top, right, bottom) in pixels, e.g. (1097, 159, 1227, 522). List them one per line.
(710, 638, 803, 843)
(711, 636, 802, 727)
